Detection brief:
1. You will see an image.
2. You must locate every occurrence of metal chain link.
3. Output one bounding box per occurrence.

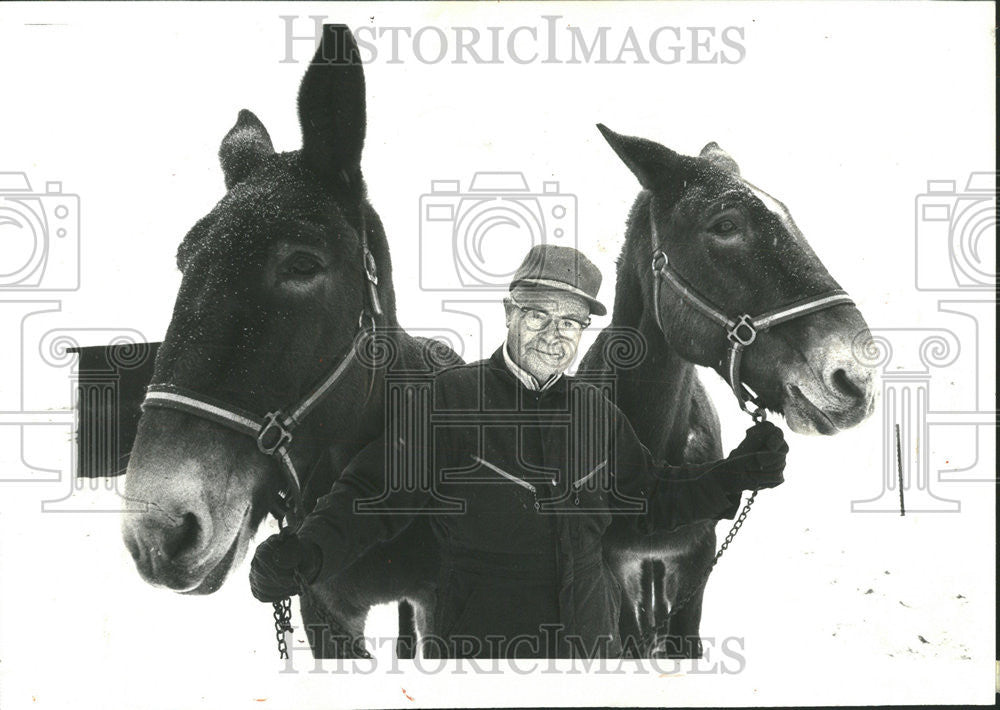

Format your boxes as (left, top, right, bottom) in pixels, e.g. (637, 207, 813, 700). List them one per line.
(663, 488, 758, 620)
(270, 571, 373, 660)
(272, 598, 293, 659)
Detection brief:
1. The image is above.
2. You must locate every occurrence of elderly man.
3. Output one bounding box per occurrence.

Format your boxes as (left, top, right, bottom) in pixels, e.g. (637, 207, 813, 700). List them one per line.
(250, 245, 787, 658)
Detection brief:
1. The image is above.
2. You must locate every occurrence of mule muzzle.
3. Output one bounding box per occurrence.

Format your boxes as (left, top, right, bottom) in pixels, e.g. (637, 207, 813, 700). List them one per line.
(121, 496, 225, 592)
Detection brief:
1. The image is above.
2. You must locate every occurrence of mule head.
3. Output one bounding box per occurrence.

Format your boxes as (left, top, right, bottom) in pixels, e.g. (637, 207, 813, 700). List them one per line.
(598, 124, 875, 435)
(122, 26, 389, 593)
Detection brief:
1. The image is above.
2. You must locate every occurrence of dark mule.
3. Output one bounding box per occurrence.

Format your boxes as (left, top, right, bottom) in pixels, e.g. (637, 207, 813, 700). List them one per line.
(121, 26, 456, 657)
(580, 126, 875, 657)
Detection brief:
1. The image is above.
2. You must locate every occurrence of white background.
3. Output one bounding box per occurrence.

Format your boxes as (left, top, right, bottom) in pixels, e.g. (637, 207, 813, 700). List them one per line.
(0, 2, 995, 708)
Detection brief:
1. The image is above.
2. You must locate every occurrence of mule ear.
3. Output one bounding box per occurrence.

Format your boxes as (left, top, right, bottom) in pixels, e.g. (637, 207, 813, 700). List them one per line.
(596, 124, 685, 190)
(298, 24, 366, 186)
(699, 142, 740, 175)
(219, 110, 275, 189)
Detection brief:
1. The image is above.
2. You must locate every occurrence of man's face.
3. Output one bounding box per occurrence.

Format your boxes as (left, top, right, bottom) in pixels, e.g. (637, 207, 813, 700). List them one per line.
(505, 288, 591, 383)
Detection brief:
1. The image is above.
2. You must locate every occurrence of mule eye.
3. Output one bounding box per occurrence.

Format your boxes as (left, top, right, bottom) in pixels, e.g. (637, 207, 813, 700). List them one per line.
(285, 253, 323, 277)
(711, 218, 739, 236)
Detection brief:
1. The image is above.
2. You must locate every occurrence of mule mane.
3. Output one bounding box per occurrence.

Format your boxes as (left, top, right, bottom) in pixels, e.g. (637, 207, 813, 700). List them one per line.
(609, 191, 653, 329)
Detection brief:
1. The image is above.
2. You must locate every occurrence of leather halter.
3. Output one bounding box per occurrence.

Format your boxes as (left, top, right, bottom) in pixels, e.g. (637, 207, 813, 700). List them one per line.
(141, 206, 383, 521)
(649, 222, 854, 421)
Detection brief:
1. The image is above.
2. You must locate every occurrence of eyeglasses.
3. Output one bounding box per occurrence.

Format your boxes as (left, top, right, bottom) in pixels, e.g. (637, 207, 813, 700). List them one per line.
(507, 296, 591, 335)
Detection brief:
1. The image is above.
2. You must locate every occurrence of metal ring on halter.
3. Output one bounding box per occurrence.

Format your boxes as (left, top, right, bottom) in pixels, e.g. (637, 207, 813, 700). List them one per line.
(358, 309, 377, 334)
(746, 399, 767, 423)
(733, 374, 768, 423)
(257, 412, 293, 455)
(727, 315, 758, 346)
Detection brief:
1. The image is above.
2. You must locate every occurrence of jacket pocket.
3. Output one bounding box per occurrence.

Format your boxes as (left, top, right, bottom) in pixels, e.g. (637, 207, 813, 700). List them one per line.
(472, 456, 536, 492)
(572, 458, 608, 492)
(471, 455, 540, 511)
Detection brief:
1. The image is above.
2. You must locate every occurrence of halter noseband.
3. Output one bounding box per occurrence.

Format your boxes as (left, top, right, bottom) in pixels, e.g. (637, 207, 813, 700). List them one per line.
(649, 223, 854, 421)
(141, 207, 382, 521)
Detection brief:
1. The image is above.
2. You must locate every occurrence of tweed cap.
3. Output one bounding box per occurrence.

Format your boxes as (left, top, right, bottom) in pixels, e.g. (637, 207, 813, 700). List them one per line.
(509, 244, 607, 316)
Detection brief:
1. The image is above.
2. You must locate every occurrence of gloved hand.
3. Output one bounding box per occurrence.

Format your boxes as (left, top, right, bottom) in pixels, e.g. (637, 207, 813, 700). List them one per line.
(713, 421, 788, 491)
(249, 532, 322, 603)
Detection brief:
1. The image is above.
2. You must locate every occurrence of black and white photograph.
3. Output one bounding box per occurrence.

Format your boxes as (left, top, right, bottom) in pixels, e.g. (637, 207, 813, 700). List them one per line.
(0, 3, 995, 708)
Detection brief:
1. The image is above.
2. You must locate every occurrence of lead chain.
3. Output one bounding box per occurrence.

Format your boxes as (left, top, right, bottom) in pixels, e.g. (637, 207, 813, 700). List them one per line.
(663, 489, 757, 620)
(272, 598, 293, 659)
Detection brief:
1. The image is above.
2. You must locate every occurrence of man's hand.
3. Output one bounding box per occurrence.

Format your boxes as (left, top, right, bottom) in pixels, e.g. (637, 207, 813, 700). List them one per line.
(249, 532, 322, 603)
(715, 421, 788, 491)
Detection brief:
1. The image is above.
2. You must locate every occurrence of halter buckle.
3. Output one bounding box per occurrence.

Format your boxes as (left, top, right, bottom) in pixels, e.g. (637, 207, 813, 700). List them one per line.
(727, 314, 758, 346)
(651, 250, 667, 272)
(257, 412, 293, 455)
(363, 247, 379, 286)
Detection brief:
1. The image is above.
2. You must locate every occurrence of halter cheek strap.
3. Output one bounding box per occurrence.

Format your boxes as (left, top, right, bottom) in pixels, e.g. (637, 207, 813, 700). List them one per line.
(649, 241, 854, 421)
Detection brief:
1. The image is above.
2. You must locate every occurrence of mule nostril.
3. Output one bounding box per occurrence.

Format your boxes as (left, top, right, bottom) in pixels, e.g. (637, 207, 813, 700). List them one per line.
(161, 512, 202, 560)
(831, 367, 864, 401)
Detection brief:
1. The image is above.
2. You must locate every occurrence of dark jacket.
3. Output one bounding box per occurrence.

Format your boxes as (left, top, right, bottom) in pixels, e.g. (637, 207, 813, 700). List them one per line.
(298, 346, 741, 657)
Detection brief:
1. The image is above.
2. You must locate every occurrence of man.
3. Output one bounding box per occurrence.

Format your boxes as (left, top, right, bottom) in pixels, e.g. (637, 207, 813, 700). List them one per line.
(250, 245, 787, 658)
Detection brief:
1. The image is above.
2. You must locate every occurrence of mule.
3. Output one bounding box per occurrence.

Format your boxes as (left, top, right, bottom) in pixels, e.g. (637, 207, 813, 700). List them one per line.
(579, 126, 876, 657)
(121, 25, 457, 658)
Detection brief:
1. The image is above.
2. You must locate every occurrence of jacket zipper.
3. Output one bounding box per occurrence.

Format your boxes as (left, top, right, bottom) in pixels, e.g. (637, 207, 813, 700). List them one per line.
(472, 455, 540, 510)
(572, 459, 608, 505)
(572, 459, 607, 490)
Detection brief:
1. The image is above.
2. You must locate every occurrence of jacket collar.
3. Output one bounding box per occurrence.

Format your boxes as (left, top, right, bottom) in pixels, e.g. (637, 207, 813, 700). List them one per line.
(489, 345, 568, 394)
